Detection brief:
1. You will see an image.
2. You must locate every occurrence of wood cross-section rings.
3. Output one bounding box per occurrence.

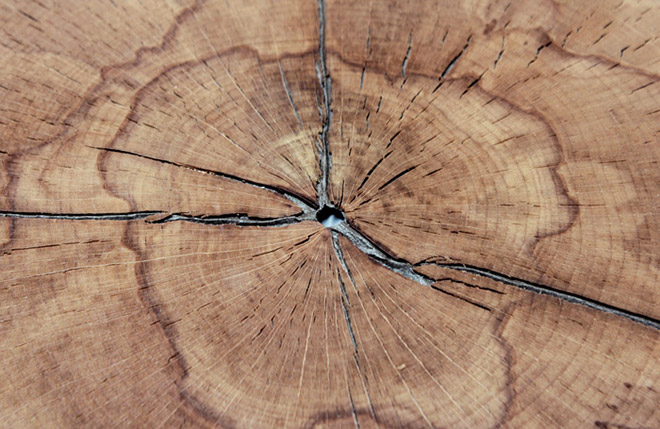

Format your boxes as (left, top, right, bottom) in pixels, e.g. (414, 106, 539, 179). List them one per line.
(1, 0, 659, 427)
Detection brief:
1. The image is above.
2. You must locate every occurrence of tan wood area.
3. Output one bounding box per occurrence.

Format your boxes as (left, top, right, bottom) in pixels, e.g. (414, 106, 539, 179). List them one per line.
(1, 1, 659, 427)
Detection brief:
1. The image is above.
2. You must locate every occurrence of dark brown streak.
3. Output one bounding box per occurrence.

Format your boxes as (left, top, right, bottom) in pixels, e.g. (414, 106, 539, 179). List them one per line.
(454, 75, 580, 248)
(321, 26, 659, 93)
(121, 221, 237, 428)
(95, 43, 327, 212)
(3, 0, 207, 215)
(6, 16, 325, 221)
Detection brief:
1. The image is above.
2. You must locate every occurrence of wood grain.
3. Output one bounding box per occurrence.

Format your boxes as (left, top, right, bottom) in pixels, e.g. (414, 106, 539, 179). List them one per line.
(1, 0, 659, 427)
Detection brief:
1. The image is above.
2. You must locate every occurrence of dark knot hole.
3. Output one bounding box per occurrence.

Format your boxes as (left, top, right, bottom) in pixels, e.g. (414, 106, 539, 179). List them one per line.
(316, 205, 345, 227)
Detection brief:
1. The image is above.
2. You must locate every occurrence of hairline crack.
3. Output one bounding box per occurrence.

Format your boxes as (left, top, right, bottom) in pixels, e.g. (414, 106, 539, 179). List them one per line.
(89, 146, 316, 213)
(331, 231, 377, 421)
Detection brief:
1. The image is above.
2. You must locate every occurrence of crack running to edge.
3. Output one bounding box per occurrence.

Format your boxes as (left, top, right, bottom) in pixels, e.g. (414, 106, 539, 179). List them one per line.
(315, 0, 332, 208)
(3, 193, 659, 331)
(0, 211, 162, 221)
(2, 4, 658, 333)
(426, 263, 660, 331)
(329, 222, 660, 331)
(0, 210, 315, 227)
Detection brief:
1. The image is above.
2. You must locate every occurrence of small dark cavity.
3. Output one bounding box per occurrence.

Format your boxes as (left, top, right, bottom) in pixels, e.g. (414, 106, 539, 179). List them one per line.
(316, 205, 345, 227)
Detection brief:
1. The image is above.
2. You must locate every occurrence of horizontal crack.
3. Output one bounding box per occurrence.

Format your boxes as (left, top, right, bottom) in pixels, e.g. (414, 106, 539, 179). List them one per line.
(7, 204, 657, 330)
(0, 210, 315, 227)
(5, 207, 659, 331)
(332, 221, 660, 331)
(0, 211, 161, 221)
(152, 211, 314, 226)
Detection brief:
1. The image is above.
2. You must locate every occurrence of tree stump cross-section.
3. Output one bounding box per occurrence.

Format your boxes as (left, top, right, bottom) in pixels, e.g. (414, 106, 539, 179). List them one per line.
(1, 0, 660, 427)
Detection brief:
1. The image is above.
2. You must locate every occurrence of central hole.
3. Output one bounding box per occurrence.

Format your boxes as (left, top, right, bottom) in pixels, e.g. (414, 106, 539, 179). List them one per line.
(316, 205, 345, 227)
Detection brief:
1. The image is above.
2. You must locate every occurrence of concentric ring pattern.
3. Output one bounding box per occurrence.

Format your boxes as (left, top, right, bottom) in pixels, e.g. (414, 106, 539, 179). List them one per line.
(1, 0, 660, 427)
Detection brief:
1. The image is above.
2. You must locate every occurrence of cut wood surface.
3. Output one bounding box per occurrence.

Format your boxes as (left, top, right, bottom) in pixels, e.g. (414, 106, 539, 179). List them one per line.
(1, 0, 659, 427)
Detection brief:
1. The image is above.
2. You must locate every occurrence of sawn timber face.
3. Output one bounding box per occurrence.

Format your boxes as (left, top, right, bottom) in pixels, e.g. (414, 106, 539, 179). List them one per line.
(1, 0, 660, 427)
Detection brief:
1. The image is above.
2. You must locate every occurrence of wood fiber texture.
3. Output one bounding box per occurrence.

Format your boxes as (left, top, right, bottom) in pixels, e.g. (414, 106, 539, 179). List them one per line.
(1, 0, 659, 427)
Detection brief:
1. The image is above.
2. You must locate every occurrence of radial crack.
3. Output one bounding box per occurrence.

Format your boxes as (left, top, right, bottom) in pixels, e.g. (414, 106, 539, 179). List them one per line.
(0, 210, 315, 227)
(0, 211, 161, 221)
(440, 35, 472, 80)
(425, 263, 660, 331)
(316, 0, 332, 208)
(332, 231, 377, 420)
(331, 222, 660, 331)
(331, 223, 434, 286)
(279, 62, 304, 129)
(430, 284, 492, 312)
(347, 384, 361, 429)
(339, 277, 359, 352)
(332, 232, 358, 351)
(151, 211, 314, 226)
(332, 231, 356, 287)
(90, 146, 316, 213)
(401, 33, 413, 78)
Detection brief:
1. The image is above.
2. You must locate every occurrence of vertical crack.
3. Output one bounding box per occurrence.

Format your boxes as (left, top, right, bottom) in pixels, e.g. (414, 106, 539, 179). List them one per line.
(0, 210, 316, 227)
(338, 273, 359, 351)
(493, 36, 505, 69)
(332, 231, 358, 350)
(316, 0, 333, 207)
(347, 384, 361, 429)
(332, 231, 377, 421)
